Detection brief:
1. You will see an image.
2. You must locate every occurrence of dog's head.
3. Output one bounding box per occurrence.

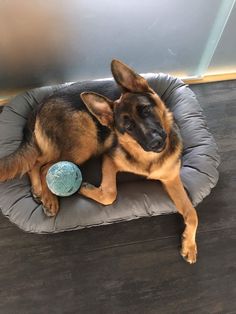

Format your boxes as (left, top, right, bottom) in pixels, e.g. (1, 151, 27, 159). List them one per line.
(81, 60, 173, 153)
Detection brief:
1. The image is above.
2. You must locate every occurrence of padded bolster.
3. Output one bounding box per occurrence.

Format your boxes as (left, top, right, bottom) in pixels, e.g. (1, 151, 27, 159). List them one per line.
(0, 74, 220, 233)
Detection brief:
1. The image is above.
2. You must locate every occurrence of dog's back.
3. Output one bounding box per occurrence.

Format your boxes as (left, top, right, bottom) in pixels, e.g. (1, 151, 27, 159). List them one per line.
(0, 86, 116, 182)
(35, 91, 115, 164)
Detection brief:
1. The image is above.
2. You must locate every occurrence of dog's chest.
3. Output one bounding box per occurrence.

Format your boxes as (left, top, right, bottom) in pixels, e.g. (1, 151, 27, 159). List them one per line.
(114, 153, 149, 176)
(113, 148, 163, 178)
(113, 146, 179, 181)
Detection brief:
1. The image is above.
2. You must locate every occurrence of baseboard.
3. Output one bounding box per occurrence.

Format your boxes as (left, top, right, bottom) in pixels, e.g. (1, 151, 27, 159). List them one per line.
(183, 72, 236, 84)
(0, 98, 10, 106)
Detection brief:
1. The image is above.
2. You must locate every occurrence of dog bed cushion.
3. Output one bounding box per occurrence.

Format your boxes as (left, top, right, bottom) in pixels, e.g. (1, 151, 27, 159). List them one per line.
(0, 74, 220, 233)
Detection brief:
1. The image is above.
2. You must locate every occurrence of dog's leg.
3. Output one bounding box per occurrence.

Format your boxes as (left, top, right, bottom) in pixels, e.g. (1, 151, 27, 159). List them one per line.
(79, 155, 118, 205)
(28, 162, 43, 203)
(28, 154, 54, 204)
(161, 174, 198, 264)
(40, 162, 59, 217)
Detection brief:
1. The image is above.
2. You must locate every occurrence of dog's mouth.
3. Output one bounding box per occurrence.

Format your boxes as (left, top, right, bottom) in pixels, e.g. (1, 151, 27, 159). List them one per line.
(145, 142, 166, 153)
(152, 142, 166, 153)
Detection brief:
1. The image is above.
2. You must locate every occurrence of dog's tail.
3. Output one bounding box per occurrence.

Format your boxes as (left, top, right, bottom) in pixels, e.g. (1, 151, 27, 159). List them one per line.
(0, 132, 40, 181)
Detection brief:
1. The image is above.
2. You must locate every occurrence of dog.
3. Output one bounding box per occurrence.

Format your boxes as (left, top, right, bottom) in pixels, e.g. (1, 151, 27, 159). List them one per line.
(0, 60, 198, 263)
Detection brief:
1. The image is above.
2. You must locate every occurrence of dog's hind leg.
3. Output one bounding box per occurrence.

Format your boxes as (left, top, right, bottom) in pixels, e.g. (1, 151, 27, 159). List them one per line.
(40, 162, 60, 217)
(28, 152, 56, 204)
(28, 162, 43, 203)
(79, 155, 118, 205)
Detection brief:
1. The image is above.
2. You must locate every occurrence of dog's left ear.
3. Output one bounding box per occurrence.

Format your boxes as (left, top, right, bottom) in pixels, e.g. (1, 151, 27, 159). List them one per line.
(111, 59, 152, 93)
(80, 92, 114, 127)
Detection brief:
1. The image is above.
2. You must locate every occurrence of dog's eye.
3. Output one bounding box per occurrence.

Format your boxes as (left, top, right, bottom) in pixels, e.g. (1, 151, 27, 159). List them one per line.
(140, 106, 152, 117)
(124, 118, 135, 131)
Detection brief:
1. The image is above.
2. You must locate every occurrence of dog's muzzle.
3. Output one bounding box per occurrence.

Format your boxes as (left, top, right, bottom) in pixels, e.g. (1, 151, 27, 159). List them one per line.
(147, 131, 167, 153)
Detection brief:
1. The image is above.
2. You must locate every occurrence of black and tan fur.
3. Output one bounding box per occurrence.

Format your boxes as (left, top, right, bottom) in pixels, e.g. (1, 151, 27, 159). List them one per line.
(0, 60, 198, 263)
(80, 60, 198, 264)
(0, 84, 116, 216)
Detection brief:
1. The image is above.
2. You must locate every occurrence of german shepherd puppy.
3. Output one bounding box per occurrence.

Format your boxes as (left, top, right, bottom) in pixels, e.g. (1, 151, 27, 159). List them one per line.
(0, 60, 198, 263)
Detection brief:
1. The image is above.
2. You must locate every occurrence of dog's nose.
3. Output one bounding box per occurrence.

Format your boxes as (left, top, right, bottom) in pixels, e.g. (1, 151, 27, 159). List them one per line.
(148, 130, 167, 151)
(148, 137, 164, 149)
(151, 129, 166, 139)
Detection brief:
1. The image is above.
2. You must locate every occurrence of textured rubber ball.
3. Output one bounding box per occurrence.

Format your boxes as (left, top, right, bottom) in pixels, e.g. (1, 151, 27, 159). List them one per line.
(46, 161, 82, 197)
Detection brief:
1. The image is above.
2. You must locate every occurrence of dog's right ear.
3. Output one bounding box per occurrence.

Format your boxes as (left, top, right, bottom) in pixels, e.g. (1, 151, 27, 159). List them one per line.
(111, 59, 151, 93)
(80, 92, 114, 127)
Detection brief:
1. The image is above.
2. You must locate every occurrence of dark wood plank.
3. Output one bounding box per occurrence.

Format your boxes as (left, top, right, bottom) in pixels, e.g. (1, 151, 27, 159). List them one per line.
(0, 227, 236, 314)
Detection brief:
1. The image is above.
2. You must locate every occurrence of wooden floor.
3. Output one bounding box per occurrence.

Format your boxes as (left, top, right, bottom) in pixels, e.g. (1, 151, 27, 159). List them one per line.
(0, 80, 236, 314)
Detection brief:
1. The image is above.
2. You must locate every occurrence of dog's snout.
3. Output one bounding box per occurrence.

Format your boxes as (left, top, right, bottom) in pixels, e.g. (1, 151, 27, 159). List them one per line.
(147, 129, 167, 152)
(150, 129, 158, 137)
(148, 136, 163, 148)
(151, 129, 166, 140)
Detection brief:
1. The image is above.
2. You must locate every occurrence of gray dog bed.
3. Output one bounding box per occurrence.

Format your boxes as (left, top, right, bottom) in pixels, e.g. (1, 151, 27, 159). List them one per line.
(0, 74, 220, 233)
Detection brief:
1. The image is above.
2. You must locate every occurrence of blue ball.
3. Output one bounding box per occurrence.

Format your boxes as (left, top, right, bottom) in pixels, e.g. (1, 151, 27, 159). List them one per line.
(46, 161, 82, 197)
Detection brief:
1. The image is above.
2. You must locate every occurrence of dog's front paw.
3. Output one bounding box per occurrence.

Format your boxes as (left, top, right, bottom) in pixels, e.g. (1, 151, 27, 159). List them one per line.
(79, 182, 96, 197)
(181, 238, 197, 264)
(80, 182, 96, 191)
(41, 193, 59, 217)
(79, 182, 116, 205)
